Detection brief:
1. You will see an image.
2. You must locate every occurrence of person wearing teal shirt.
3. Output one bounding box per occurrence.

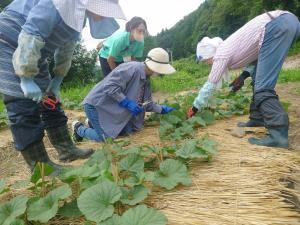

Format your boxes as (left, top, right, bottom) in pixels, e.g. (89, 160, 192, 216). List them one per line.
(99, 17, 147, 76)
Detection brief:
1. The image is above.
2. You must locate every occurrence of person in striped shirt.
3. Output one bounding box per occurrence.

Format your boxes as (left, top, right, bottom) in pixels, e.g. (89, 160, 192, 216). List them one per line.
(187, 10, 300, 149)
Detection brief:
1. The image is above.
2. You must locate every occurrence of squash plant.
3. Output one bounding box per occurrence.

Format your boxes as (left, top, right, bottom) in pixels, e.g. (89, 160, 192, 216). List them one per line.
(2, 87, 253, 224)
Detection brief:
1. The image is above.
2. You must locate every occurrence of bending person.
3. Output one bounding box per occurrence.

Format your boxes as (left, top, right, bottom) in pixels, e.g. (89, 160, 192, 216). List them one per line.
(72, 48, 176, 142)
(0, 0, 126, 172)
(187, 10, 300, 148)
(98, 17, 147, 76)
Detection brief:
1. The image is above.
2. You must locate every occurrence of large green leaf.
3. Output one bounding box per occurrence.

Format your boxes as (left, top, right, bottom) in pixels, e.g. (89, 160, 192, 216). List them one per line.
(118, 154, 144, 173)
(27, 184, 72, 223)
(58, 200, 82, 218)
(84, 151, 109, 166)
(120, 185, 149, 206)
(199, 110, 215, 124)
(123, 171, 155, 187)
(198, 138, 218, 155)
(153, 159, 191, 190)
(0, 179, 8, 194)
(78, 180, 122, 223)
(10, 219, 25, 225)
(60, 163, 102, 183)
(170, 124, 194, 140)
(120, 205, 167, 225)
(0, 195, 28, 225)
(117, 146, 153, 157)
(159, 121, 174, 137)
(187, 116, 206, 127)
(98, 215, 121, 225)
(30, 163, 54, 184)
(176, 138, 217, 159)
(11, 179, 30, 190)
(176, 139, 205, 159)
(164, 115, 182, 125)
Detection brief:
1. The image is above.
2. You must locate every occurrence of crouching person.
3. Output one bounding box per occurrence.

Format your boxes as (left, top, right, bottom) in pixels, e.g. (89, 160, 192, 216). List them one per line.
(72, 48, 176, 142)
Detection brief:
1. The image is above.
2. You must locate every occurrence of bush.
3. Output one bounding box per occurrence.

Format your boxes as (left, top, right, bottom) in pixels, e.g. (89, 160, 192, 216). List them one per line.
(50, 43, 103, 89)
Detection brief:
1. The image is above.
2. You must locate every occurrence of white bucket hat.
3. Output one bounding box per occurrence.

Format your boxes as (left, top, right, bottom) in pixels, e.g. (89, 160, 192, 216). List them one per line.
(52, 0, 126, 33)
(145, 48, 176, 75)
(196, 37, 223, 61)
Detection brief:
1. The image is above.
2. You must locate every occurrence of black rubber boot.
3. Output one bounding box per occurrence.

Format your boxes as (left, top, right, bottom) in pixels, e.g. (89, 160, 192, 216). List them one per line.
(20, 141, 65, 175)
(46, 125, 94, 162)
(248, 127, 289, 148)
(237, 119, 265, 127)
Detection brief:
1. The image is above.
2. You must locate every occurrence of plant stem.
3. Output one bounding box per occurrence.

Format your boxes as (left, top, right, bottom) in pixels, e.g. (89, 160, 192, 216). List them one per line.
(41, 163, 45, 197)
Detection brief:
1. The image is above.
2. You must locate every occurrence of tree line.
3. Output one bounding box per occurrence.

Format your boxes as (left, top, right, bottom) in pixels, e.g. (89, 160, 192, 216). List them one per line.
(144, 0, 300, 59)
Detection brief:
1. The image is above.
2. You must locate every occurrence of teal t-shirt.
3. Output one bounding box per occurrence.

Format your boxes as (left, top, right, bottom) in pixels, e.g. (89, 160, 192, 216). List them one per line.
(99, 31, 144, 62)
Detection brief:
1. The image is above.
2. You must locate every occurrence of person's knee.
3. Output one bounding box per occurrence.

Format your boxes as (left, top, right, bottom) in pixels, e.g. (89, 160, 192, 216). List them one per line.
(94, 134, 105, 142)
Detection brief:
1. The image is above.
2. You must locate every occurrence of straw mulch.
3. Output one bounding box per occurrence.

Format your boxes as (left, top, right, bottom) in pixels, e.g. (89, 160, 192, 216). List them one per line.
(146, 116, 300, 225)
(1, 83, 300, 224)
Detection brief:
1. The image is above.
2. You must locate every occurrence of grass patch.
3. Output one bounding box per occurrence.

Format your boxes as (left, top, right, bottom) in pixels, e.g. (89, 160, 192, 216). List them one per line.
(288, 40, 300, 56)
(280, 101, 291, 112)
(151, 57, 210, 93)
(61, 83, 95, 110)
(0, 100, 4, 113)
(279, 69, 300, 83)
(0, 95, 8, 129)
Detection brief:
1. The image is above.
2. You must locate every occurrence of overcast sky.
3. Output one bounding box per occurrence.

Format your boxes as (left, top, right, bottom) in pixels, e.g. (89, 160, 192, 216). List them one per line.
(82, 0, 204, 50)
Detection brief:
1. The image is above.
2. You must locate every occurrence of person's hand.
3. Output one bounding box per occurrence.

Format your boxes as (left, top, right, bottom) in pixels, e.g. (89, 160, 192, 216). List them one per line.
(20, 77, 42, 102)
(46, 76, 64, 97)
(119, 98, 144, 115)
(229, 71, 250, 92)
(161, 105, 175, 114)
(187, 106, 198, 118)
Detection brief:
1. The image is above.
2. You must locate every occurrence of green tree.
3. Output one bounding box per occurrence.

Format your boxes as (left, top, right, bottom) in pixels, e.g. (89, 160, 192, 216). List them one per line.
(149, 0, 300, 60)
(0, 0, 12, 11)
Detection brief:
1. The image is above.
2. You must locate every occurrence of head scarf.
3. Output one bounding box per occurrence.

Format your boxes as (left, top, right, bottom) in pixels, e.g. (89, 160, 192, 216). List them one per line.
(196, 37, 223, 61)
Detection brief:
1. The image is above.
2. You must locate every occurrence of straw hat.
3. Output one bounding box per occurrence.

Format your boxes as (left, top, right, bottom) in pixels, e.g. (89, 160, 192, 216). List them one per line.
(196, 37, 223, 61)
(145, 48, 176, 75)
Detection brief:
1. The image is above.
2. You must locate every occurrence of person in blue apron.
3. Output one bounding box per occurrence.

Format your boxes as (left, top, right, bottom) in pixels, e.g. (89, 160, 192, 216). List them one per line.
(0, 0, 126, 172)
(98, 16, 147, 76)
(72, 48, 176, 142)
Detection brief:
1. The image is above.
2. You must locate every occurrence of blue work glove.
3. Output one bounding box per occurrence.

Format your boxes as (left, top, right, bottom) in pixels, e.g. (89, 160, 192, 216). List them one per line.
(20, 77, 43, 102)
(46, 76, 64, 97)
(161, 105, 175, 114)
(119, 97, 144, 116)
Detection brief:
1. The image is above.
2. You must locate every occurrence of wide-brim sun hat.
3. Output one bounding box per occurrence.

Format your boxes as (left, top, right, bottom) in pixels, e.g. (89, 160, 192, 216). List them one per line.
(145, 48, 176, 75)
(196, 37, 223, 62)
(52, 0, 126, 33)
(87, 0, 127, 20)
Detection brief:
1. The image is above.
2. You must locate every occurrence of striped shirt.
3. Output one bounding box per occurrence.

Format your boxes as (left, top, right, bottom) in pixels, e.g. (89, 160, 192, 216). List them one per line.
(208, 10, 290, 84)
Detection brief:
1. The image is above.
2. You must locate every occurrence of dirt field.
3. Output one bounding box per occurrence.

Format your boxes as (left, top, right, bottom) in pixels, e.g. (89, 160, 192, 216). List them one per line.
(0, 58, 300, 224)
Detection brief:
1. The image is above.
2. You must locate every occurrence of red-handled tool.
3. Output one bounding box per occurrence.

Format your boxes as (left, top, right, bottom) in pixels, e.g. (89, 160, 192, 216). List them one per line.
(42, 95, 59, 111)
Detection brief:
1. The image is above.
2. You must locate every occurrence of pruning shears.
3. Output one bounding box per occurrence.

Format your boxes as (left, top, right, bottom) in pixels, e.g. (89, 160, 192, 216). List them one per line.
(140, 100, 153, 108)
(42, 94, 59, 111)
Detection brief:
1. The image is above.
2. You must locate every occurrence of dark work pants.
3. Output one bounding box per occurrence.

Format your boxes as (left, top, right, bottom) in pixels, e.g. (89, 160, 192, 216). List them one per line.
(99, 56, 123, 77)
(249, 14, 300, 128)
(3, 95, 67, 151)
